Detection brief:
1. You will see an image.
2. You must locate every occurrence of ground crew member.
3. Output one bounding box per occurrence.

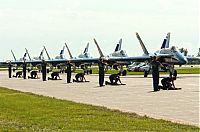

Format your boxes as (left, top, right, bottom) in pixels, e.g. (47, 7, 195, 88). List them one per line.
(106, 72, 122, 85)
(8, 63, 12, 78)
(48, 72, 60, 80)
(161, 69, 177, 90)
(28, 71, 38, 79)
(23, 62, 27, 79)
(151, 56, 163, 91)
(41, 60, 47, 81)
(13, 71, 22, 78)
(99, 62, 105, 87)
(66, 62, 72, 83)
(73, 73, 87, 82)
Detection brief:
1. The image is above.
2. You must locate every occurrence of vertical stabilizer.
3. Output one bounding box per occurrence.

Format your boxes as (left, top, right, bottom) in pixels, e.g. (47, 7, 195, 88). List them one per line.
(60, 46, 65, 59)
(43, 46, 51, 60)
(39, 48, 44, 60)
(11, 50, 17, 61)
(114, 38, 122, 52)
(23, 52, 27, 61)
(135, 32, 149, 55)
(93, 39, 104, 57)
(65, 43, 73, 59)
(118, 38, 122, 51)
(25, 48, 32, 60)
(161, 32, 170, 49)
(165, 32, 170, 48)
(83, 43, 89, 53)
(161, 39, 167, 49)
(114, 44, 120, 52)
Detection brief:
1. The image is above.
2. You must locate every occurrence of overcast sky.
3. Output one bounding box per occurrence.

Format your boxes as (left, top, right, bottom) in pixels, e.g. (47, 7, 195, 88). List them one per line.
(0, 0, 199, 61)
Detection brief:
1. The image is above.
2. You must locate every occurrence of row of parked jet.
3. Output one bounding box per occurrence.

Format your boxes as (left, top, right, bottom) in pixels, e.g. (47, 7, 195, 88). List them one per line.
(1, 32, 192, 78)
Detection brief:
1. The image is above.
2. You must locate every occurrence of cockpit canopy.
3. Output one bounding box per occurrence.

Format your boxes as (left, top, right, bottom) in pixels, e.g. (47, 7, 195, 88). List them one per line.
(170, 46, 177, 51)
(120, 50, 127, 56)
(158, 46, 178, 55)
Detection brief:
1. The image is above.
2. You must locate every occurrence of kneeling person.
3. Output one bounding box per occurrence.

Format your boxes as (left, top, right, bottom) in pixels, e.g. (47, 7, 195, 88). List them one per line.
(161, 70, 177, 90)
(106, 72, 125, 85)
(48, 72, 61, 80)
(73, 73, 88, 82)
(28, 70, 38, 79)
(13, 71, 22, 78)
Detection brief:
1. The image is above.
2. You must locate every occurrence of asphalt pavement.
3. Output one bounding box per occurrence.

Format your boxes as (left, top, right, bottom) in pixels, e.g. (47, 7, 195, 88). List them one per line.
(0, 71, 199, 127)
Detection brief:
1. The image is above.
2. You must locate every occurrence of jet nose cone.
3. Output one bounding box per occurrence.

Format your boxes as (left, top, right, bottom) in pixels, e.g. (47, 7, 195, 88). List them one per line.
(181, 57, 188, 65)
(184, 57, 188, 64)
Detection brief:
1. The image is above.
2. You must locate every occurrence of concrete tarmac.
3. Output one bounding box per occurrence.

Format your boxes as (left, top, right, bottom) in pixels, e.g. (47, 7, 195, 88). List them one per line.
(0, 71, 199, 127)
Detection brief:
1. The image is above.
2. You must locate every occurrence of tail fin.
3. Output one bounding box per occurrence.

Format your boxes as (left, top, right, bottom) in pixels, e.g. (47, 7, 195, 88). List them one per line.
(114, 44, 120, 52)
(93, 38, 104, 57)
(161, 32, 170, 49)
(60, 46, 65, 59)
(65, 43, 73, 59)
(23, 52, 27, 61)
(39, 48, 44, 60)
(135, 32, 149, 55)
(83, 43, 89, 53)
(11, 50, 17, 61)
(43, 46, 51, 60)
(165, 32, 170, 48)
(114, 38, 122, 52)
(118, 38, 122, 51)
(25, 48, 32, 60)
(161, 39, 167, 49)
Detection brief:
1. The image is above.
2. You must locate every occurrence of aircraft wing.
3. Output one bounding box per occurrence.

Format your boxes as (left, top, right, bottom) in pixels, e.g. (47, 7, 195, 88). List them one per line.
(186, 56, 200, 64)
(44, 57, 100, 67)
(0, 54, 173, 67)
(1, 60, 24, 66)
(26, 60, 44, 66)
(105, 56, 150, 63)
(0, 59, 45, 66)
(106, 53, 172, 61)
(68, 58, 100, 63)
(0, 61, 11, 65)
(70, 58, 100, 65)
(45, 54, 172, 66)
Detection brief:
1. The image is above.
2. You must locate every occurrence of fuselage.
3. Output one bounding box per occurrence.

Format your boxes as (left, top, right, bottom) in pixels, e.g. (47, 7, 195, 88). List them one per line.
(155, 46, 188, 65)
(78, 53, 91, 58)
(107, 50, 131, 66)
(108, 50, 128, 58)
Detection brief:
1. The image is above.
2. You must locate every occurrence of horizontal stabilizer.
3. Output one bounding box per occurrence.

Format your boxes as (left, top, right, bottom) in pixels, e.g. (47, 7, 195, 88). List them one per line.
(94, 38, 104, 57)
(135, 32, 149, 55)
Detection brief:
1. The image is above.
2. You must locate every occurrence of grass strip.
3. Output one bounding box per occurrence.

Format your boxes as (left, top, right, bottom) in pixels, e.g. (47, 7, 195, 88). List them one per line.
(0, 87, 199, 131)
